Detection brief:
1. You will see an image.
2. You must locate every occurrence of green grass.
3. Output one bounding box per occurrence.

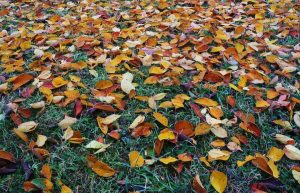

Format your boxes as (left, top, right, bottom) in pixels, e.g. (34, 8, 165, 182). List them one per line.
(1, 67, 299, 192)
(1, 1, 300, 192)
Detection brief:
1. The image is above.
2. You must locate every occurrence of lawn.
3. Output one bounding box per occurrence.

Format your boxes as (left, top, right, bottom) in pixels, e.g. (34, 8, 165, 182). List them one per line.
(0, 0, 300, 192)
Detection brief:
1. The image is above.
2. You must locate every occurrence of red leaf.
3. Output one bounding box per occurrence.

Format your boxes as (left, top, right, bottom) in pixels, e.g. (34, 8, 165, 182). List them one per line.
(21, 86, 36, 98)
(74, 100, 83, 116)
(18, 108, 32, 118)
(10, 113, 22, 125)
(190, 103, 206, 121)
(247, 122, 261, 137)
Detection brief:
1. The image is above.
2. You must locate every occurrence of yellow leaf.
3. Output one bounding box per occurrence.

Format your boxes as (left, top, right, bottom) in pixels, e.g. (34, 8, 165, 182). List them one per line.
(20, 41, 31, 51)
(36, 135, 47, 147)
(129, 151, 144, 168)
(237, 155, 255, 167)
(61, 184, 73, 193)
(171, 97, 184, 108)
(158, 128, 175, 140)
(210, 170, 227, 193)
(194, 98, 218, 107)
(215, 30, 229, 40)
(199, 156, 211, 167)
(235, 43, 244, 53)
(273, 119, 292, 130)
(268, 160, 280, 178)
(159, 156, 177, 164)
(52, 76, 68, 88)
(229, 83, 242, 92)
(41, 164, 52, 180)
(256, 100, 270, 108)
(211, 46, 225, 52)
(153, 112, 168, 127)
(149, 66, 167, 74)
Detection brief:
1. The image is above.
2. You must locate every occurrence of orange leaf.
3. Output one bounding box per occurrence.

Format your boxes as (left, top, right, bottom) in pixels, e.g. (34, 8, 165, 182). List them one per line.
(13, 74, 33, 91)
(129, 151, 144, 168)
(175, 120, 194, 137)
(86, 155, 115, 177)
(41, 164, 52, 180)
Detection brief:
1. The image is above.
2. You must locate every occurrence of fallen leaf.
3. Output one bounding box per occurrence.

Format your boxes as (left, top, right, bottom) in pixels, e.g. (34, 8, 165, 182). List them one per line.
(210, 170, 227, 193)
(195, 98, 218, 107)
(153, 112, 168, 127)
(13, 74, 34, 91)
(17, 121, 38, 132)
(192, 174, 206, 193)
(87, 155, 115, 177)
(129, 151, 144, 168)
(284, 145, 300, 160)
(159, 156, 178, 164)
(58, 115, 77, 129)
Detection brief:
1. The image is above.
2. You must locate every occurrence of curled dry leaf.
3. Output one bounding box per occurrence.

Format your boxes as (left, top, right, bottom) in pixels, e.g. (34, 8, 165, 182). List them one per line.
(36, 135, 47, 147)
(121, 72, 135, 94)
(85, 140, 111, 154)
(284, 145, 300, 160)
(129, 115, 145, 129)
(275, 134, 295, 145)
(292, 170, 300, 184)
(251, 154, 279, 178)
(17, 121, 38, 133)
(30, 101, 45, 109)
(192, 174, 206, 193)
(58, 115, 77, 129)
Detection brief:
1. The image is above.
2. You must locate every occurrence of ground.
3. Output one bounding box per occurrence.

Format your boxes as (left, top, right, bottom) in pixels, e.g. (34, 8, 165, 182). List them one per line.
(0, 0, 300, 193)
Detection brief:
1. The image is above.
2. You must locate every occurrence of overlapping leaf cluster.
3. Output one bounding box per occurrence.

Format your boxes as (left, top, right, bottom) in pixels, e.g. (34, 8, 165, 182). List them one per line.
(0, 0, 299, 192)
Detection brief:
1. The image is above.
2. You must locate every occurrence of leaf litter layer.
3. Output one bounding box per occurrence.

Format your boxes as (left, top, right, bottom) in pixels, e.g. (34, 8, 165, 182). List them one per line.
(0, 0, 300, 192)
